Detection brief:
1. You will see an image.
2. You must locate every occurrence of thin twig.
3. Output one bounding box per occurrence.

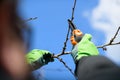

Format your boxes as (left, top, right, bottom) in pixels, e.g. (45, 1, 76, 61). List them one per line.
(109, 27, 120, 44)
(97, 42, 120, 48)
(56, 57, 74, 74)
(53, 51, 71, 58)
(60, 0, 77, 55)
(61, 27, 70, 55)
(97, 26, 120, 50)
(71, 0, 77, 21)
(56, 57, 78, 80)
(54, 0, 77, 79)
(25, 17, 38, 22)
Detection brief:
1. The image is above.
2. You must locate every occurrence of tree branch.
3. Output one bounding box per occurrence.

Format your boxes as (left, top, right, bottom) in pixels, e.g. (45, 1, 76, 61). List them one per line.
(71, 0, 77, 21)
(97, 42, 120, 49)
(54, 0, 77, 79)
(53, 51, 71, 58)
(61, 27, 70, 55)
(25, 17, 38, 22)
(56, 57, 78, 80)
(60, 0, 77, 55)
(97, 26, 120, 50)
(56, 57, 74, 74)
(109, 26, 120, 44)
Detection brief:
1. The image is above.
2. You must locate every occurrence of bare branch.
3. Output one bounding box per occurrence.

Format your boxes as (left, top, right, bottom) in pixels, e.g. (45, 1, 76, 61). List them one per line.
(61, 27, 70, 55)
(71, 0, 77, 21)
(53, 0, 77, 79)
(56, 57, 78, 80)
(55, 0, 77, 79)
(56, 57, 73, 74)
(109, 26, 120, 44)
(97, 26, 120, 50)
(61, 0, 77, 55)
(97, 42, 120, 49)
(25, 17, 38, 22)
(53, 51, 71, 58)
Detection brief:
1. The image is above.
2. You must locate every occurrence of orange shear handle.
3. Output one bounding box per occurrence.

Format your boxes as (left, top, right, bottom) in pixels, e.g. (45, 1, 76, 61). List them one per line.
(70, 29, 83, 45)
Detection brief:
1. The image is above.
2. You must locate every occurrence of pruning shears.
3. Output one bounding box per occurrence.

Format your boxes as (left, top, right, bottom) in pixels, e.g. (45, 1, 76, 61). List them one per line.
(68, 19, 83, 45)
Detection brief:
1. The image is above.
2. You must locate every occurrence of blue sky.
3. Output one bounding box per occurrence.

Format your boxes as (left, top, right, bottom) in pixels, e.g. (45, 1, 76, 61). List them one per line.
(19, 0, 120, 80)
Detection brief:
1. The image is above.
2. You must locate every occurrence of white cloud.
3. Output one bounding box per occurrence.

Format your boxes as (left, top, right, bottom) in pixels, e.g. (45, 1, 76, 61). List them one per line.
(90, 0, 120, 64)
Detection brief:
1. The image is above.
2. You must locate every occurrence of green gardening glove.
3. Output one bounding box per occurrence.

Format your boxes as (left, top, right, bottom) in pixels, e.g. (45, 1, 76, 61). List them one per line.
(26, 49, 54, 70)
(71, 34, 99, 63)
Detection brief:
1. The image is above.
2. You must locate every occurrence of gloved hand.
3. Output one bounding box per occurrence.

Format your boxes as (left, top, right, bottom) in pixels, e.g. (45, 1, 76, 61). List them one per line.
(71, 34, 99, 63)
(26, 49, 54, 70)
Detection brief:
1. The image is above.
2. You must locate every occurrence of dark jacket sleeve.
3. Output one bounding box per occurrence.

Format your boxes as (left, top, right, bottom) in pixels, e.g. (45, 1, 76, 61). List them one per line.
(75, 56, 120, 80)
